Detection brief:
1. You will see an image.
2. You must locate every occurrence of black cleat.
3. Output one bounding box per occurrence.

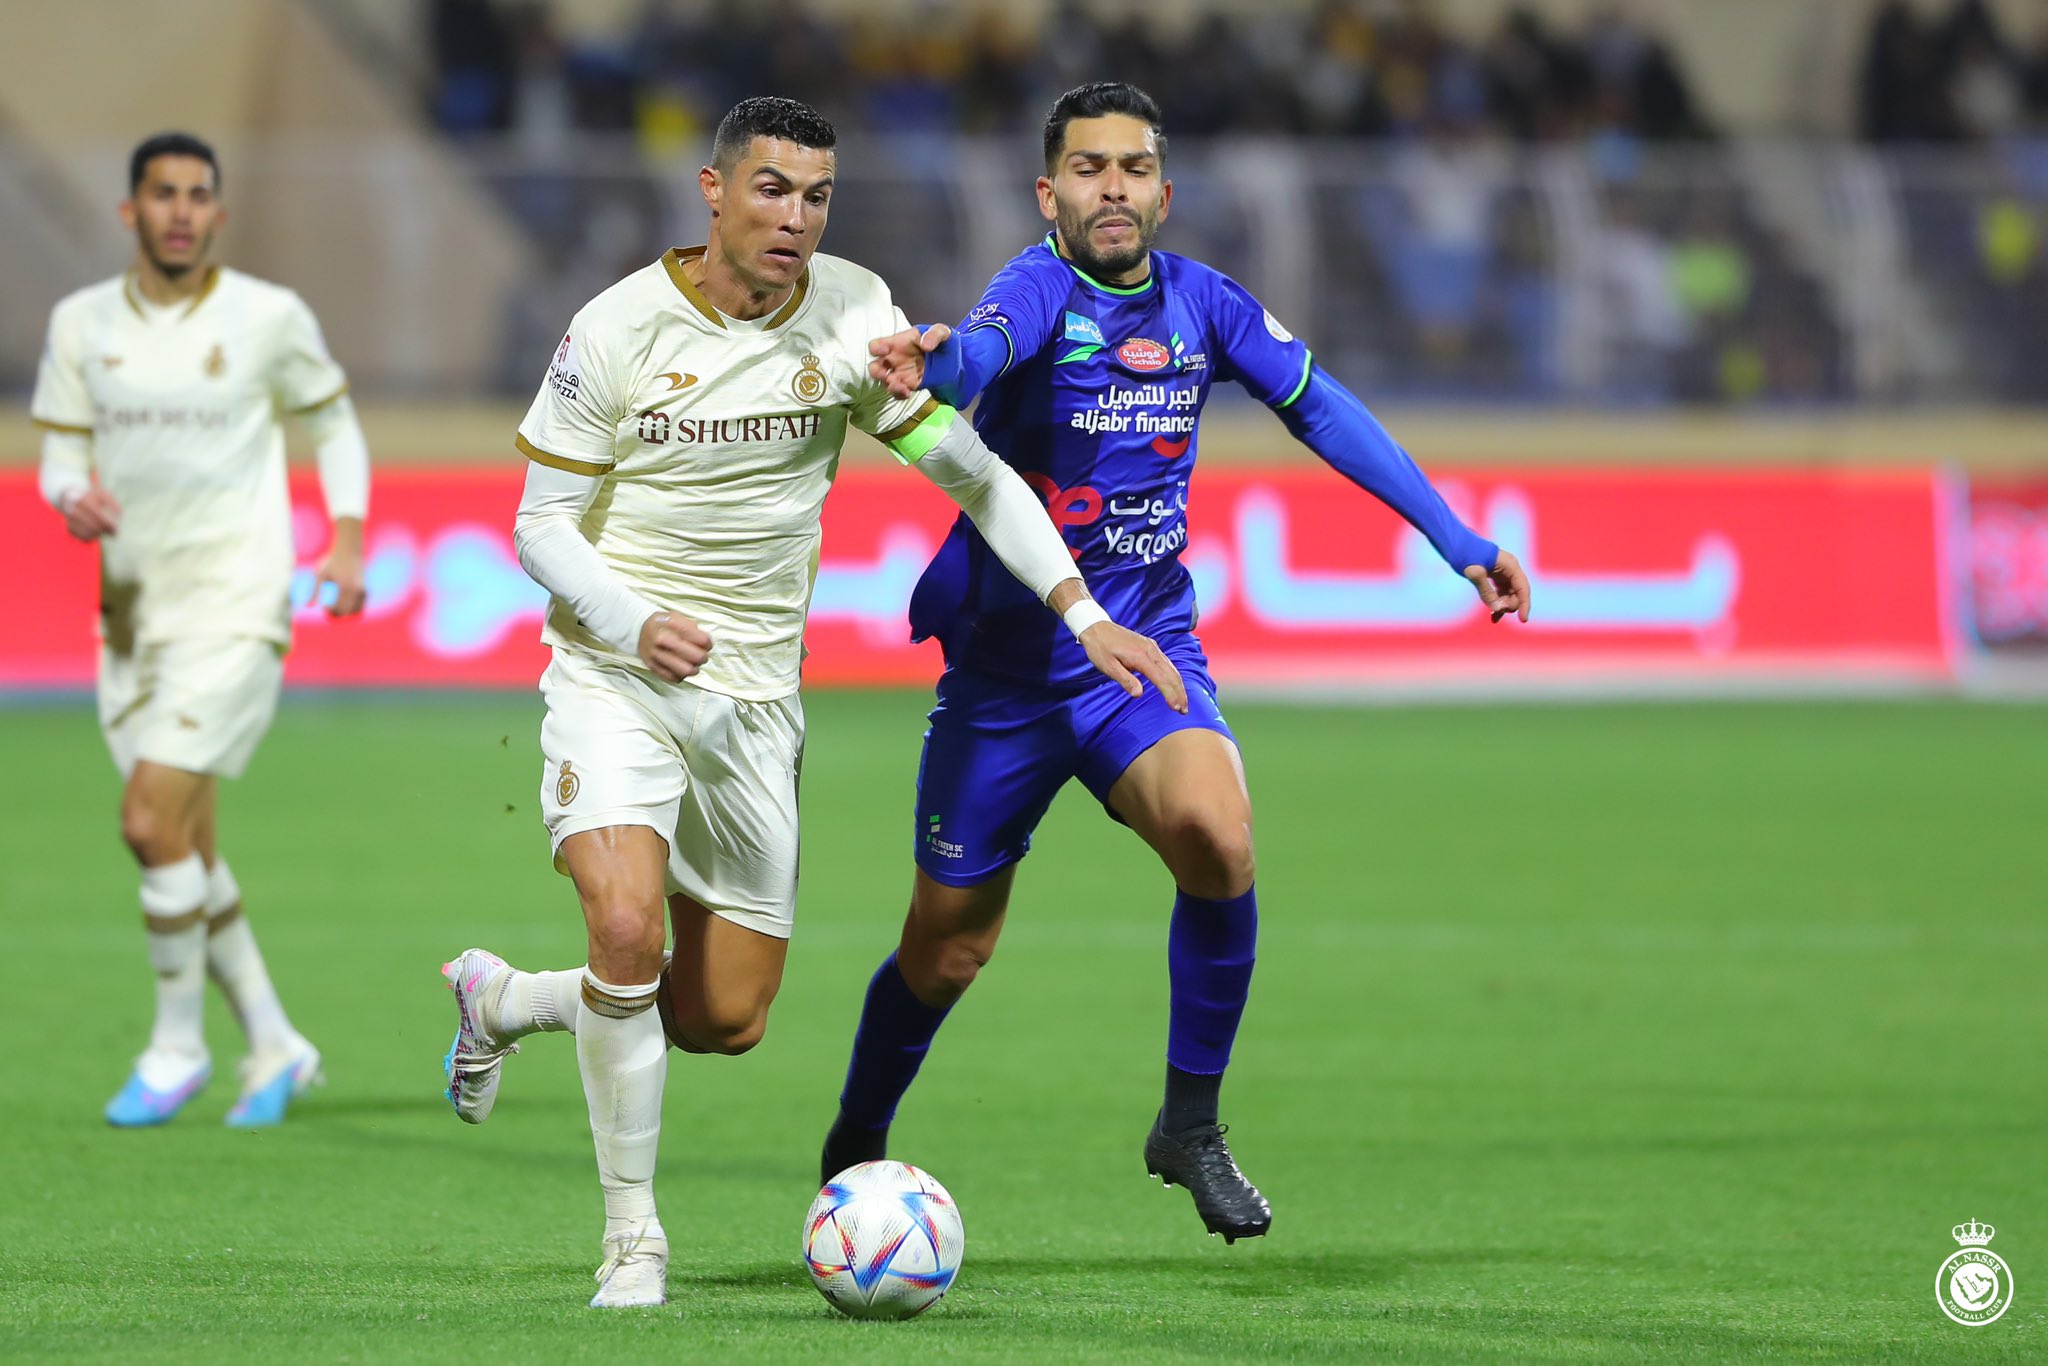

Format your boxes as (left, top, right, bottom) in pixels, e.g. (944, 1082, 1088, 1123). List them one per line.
(819, 1113, 889, 1188)
(1143, 1118, 1272, 1244)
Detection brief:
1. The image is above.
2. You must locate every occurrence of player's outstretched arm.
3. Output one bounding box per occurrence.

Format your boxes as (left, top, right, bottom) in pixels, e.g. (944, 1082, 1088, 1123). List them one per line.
(897, 406, 1186, 711)
(512, 461, 711, 682)
(1276, 365, 1532, 624)
(869, 321, 1022, 410)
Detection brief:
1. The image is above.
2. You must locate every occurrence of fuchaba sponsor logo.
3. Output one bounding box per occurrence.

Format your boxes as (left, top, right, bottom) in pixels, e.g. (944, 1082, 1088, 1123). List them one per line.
(1117, 337, 1172, 371)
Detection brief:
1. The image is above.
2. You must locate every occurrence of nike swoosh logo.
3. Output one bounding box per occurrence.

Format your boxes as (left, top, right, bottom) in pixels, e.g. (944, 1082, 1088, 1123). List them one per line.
(1151, 434, 1191, 459)
(657, 372, 698, 390)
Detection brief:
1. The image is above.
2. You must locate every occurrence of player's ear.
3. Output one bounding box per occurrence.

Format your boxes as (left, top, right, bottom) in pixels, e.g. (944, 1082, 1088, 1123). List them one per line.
(117, 198, 137, 233)
(1156, 177, 1172, 225)
(699, 164, 721, 216)
(1035, 176, 1056, 224)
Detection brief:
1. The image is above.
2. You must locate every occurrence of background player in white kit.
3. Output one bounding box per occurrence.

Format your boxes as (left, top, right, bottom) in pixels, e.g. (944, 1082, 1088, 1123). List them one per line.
(31, 133, 371, 1128)
(437, 98, 1182, 1308)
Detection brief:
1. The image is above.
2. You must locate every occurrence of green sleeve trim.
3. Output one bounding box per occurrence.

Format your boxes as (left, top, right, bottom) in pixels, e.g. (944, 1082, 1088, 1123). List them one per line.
(1276, 352, 1314, 409)
(885, 404, 958, 465)
(988, 320, 1017, 376)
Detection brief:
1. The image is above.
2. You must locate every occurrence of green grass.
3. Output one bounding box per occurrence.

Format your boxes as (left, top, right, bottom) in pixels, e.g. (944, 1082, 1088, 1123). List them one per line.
(0, 693, 2042, 1362)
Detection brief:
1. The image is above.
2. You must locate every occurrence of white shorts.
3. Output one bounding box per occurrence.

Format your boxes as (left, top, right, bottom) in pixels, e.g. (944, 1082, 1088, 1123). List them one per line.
(538, 648, 805, 939)
(97, 636, 284, 781)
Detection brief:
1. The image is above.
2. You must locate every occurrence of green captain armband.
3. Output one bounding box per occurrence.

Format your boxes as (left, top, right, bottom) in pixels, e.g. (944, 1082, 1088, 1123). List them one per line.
(881, 402, 957, 465)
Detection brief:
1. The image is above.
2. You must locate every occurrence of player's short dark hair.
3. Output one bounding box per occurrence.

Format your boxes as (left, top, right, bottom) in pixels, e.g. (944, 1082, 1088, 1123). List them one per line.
(711, 97, 837, 171)
(1042, 82, 1167, 171)
(129, 131, 220, 194)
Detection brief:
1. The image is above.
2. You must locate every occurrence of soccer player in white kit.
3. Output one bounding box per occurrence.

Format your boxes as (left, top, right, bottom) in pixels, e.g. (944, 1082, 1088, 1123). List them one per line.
(32, 133, 370, 1128)
(437, 98, 1183, 1308)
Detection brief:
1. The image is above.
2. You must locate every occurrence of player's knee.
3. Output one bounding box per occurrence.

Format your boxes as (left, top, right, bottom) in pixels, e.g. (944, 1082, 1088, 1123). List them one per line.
(1166, 812, 1256, 900)
(897, 926, 994, 1006)
(118, 793, 186, 865)
(678, 1005, 768, 1056)
(582, 897, 665, 980)
(928, 937, 994, 1002)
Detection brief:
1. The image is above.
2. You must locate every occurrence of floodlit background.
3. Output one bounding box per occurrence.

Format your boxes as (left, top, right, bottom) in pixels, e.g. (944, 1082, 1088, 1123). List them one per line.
(0, 2, 2041, 1360)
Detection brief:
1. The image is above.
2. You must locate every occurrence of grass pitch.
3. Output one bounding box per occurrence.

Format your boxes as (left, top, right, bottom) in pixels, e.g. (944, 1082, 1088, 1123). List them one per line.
(0, 691, 2042, 1362)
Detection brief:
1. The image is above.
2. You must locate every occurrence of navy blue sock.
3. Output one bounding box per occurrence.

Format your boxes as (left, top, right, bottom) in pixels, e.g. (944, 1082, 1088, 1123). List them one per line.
(1162, 884, 1258, 1132)
(836, 953, 952, 1131)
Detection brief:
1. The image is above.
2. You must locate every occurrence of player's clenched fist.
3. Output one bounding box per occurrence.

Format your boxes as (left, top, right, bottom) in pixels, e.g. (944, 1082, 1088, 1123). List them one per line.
(56, 487, 121, 542)
(867, 323, 951, 402)
(1079, 623, 1188, 714)
(638, 610, 713, 683)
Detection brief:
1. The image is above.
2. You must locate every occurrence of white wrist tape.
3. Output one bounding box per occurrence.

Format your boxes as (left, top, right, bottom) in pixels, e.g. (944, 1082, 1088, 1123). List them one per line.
(1061, 598, 1111, 639)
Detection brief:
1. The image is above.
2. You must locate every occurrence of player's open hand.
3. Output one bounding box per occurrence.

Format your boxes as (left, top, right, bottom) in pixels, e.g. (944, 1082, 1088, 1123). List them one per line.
(1463, 548, 1531, 624)
(56, 487, 120, 542)
(867, 323, 951, 402)
(1080, 623, 1187, 713)
(638, 609, 713, 683)
(316, 538, 368, 617)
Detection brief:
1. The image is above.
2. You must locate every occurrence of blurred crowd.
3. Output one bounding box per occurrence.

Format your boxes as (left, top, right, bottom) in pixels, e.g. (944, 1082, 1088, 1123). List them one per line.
(1864, 0, 2048, 399)
(428, 0, 1711, 148)
(1861, 0, 2048, 144)
(424, 0, 2048, 404)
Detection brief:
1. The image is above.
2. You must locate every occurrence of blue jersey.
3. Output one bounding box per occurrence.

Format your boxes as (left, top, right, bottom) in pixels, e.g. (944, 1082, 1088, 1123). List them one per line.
(908, 235, 1311, 689)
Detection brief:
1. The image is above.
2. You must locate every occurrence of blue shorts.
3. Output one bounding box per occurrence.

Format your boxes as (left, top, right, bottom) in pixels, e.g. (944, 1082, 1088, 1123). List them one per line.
(912, 637, 1234, 887)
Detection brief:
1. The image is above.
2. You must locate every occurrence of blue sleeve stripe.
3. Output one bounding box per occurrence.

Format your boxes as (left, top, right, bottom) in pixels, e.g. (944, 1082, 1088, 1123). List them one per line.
(1276, 351, 1314, 409)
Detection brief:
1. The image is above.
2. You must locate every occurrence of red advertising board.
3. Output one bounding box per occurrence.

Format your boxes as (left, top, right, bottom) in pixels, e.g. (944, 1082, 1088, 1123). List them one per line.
(0, 464, 1963, 690)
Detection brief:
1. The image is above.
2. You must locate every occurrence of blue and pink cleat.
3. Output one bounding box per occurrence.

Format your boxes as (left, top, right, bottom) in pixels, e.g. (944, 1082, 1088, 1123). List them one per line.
(105, 1056, 212, 1127)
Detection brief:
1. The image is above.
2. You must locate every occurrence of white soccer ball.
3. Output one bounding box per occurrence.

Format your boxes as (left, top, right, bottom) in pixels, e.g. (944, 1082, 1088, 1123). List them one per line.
(803, 1160, 964, 1320)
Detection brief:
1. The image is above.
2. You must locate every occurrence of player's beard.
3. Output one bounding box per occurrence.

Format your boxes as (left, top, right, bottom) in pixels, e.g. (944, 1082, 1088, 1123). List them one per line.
(1056, 202, 1159, 281)
(139, 222, 214, 280)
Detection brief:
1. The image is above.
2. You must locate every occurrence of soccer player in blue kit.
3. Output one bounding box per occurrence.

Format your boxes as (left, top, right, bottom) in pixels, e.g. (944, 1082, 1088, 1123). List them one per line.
(821, 83, 1531, 1242)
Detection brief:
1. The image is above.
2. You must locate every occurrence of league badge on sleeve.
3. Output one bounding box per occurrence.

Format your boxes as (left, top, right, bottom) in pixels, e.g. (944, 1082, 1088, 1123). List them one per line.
(548, 332, 582, 403)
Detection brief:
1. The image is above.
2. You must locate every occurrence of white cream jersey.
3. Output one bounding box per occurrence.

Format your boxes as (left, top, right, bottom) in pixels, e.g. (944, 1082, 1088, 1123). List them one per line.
(30, 267, 350, 649)
(516, 247, 936, 701)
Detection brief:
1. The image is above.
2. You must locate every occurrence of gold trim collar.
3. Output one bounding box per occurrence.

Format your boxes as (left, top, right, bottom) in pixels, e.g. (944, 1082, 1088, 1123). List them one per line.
(661, 247, 810, 330)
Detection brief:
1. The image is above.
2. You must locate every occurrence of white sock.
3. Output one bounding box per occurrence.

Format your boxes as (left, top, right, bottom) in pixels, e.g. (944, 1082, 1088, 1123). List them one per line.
(576, 973, 667, 1241)
(203, 857, 297, 1055)
(139, 854, 209, 1084)
(490, 968, 585, 1040)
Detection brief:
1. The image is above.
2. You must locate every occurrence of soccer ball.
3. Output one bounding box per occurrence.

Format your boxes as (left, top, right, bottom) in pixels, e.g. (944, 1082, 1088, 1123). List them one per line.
(803, 1160, 964, 1319)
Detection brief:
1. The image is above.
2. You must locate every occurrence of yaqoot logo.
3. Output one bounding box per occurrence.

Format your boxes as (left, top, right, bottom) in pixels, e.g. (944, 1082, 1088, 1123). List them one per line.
(1936, 1219, 2013, 1326)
